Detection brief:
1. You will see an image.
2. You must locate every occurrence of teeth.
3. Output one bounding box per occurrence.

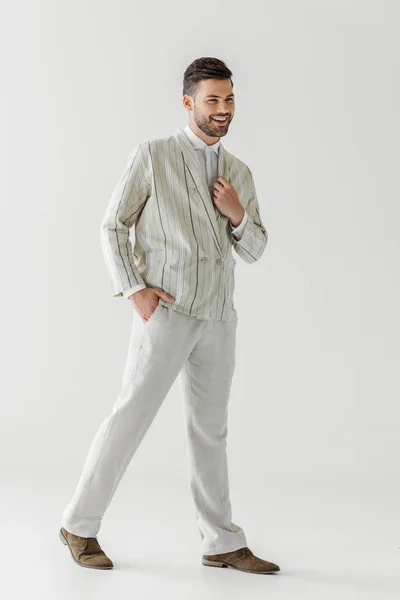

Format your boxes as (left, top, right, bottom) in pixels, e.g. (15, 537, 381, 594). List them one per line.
(213, 117, 227, 121)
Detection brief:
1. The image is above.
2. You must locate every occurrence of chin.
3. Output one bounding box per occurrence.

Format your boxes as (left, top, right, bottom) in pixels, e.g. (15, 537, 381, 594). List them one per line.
(215, 126, 229, 136)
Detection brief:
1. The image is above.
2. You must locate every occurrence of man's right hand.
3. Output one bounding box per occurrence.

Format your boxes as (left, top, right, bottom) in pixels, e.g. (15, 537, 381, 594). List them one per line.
(128, 287, 175, 322)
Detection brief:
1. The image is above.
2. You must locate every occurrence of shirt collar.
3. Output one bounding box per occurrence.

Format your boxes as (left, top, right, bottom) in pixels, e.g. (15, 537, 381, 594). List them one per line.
(184, 123, 220, 155)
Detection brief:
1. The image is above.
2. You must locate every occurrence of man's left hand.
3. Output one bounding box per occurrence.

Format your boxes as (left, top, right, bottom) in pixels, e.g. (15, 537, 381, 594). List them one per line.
(211, 176, 245, 226)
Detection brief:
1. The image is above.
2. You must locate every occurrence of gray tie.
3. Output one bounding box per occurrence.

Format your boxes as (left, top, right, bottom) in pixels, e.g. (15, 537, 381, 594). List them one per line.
(205, 146, 215, 195)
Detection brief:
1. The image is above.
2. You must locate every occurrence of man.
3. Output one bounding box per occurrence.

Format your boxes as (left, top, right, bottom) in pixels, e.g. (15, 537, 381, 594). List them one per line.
(60, 56, 280, 575)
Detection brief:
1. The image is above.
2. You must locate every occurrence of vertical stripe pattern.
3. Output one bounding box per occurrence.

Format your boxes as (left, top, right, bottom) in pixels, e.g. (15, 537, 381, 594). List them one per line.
(100, 128, 268, 321)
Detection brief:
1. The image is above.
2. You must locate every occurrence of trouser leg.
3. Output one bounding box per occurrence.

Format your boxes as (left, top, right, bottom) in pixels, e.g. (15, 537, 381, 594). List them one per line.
(179, 316, 247, 555)
(61, 304, 200, 538)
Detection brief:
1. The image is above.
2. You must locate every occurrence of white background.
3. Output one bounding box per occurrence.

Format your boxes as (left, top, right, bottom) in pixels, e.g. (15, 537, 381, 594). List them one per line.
(1, 0, 399, 598)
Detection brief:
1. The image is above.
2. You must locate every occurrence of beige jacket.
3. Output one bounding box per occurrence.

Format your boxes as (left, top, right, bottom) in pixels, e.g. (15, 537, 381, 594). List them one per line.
(100, 127, 268, 321)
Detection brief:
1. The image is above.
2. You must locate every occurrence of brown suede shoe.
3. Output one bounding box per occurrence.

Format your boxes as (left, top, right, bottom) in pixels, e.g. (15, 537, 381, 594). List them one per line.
(202, 546, 280, 574)
(59, 527, 114, 569)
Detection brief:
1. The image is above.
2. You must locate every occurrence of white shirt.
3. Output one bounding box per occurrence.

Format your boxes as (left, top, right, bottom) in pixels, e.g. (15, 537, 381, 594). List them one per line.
(123, 124, 248, 299)
(182, 124, 248, 235)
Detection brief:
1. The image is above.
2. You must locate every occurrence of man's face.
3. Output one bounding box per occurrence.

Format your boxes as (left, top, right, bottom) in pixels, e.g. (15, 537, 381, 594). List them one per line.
(185, 79, 235, 139)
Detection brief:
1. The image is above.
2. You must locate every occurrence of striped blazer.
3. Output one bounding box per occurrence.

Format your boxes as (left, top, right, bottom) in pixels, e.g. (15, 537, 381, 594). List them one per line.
(100, 127, 268, 321)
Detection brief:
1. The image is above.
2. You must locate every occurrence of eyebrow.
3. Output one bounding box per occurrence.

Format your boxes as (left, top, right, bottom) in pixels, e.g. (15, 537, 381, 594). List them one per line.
(204, 94, 235, 99)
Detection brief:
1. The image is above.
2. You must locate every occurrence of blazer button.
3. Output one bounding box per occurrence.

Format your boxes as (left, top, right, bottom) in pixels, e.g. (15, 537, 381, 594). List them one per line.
(215, 258, 222, 265)
(201, 256, 209, 263)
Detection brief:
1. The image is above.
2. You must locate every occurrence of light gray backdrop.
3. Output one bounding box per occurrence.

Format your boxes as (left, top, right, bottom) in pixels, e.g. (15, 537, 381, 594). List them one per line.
(1, 1, 399, 598)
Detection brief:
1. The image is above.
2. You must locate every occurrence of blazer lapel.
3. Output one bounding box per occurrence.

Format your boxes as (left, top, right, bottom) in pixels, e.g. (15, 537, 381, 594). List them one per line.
(174, 128, 230, 255)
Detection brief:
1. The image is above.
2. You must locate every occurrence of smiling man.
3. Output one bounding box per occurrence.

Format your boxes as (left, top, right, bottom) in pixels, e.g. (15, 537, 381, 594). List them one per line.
(60, 56, 280, 575)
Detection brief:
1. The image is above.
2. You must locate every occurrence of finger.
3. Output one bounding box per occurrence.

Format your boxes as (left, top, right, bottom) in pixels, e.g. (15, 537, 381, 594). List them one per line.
(158, 292, 175, 301)
(154, 288, 175, 302)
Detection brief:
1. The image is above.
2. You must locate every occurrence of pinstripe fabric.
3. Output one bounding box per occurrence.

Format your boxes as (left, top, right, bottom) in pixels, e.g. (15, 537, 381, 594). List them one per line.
(100, 127, 268, 321)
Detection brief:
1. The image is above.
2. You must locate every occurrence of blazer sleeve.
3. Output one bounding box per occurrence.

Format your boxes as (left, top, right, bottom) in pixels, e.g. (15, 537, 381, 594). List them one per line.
(230, 166, 268, 263)
(100, 142, 151, 297)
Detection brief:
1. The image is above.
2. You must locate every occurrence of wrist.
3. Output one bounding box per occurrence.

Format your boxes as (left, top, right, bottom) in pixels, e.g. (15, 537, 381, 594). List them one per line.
(230, 207, 245, 228)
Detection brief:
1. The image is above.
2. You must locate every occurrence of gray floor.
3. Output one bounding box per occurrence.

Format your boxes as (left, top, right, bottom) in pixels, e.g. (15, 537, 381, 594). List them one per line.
(2, 471, 398, 600)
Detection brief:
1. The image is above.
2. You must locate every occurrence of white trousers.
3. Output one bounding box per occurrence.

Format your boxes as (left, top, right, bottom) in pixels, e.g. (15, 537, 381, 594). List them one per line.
(61, 302, 247, 555)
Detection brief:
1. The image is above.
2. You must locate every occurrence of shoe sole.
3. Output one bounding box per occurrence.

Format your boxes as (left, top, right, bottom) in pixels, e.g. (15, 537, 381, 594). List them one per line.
(202, 558, 279, 574)
(59, 528, 114, 570)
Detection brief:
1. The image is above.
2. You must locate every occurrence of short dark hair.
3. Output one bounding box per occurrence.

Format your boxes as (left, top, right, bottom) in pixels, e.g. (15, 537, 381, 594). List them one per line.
(183, 57, 233, 98)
